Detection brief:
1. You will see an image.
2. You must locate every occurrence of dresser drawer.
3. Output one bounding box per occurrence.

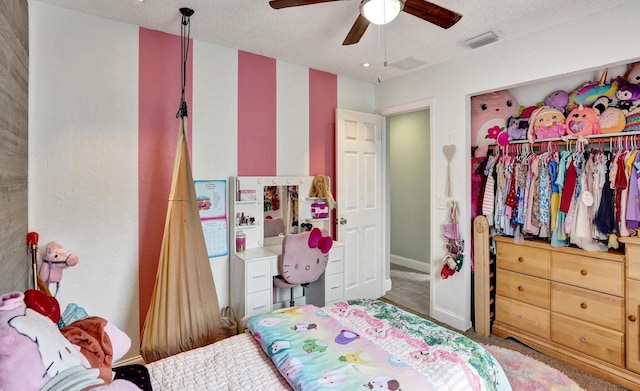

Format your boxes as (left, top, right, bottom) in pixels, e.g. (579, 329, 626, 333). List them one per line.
(627, 243, 640, 280)
(496, 242, 550, 278)
(325, 272, 344, 303)
(550, 252, 623, 296)
(551, 282, 624, 332)
(551, 312, 624, 367)
(245, 290, 272, 317)
(496, 269, 549, 309)
(495, 295, 550, 339)
(246, 259, 272, 293)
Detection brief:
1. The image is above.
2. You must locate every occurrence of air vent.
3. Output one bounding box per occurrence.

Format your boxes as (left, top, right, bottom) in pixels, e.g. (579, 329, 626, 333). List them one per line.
(388, 57, 427, 71)
(463, 31, 499, 49)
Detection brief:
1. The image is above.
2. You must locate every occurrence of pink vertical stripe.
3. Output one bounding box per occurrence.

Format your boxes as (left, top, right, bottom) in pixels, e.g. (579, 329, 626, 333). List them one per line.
(238, 51, 276, 176)
(309, 69, 337, 184)
(309, 69, 337, 236)
(138, 27, 193, 332)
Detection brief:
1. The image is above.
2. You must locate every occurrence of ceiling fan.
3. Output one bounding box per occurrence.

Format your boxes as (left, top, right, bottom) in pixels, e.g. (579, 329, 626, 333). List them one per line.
(269, 0, 462, 46)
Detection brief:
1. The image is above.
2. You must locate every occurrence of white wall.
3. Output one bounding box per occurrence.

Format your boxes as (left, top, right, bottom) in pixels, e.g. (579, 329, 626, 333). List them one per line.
(375, 2, 640, 330)
(28, 1, 375, 359)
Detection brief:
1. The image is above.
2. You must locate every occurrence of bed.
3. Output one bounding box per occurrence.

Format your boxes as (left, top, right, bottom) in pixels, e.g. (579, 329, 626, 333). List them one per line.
(147, 299, 511, 390)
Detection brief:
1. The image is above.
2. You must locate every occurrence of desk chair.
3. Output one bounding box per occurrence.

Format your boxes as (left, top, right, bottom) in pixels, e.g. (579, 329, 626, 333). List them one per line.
(273, 228, 333, 307)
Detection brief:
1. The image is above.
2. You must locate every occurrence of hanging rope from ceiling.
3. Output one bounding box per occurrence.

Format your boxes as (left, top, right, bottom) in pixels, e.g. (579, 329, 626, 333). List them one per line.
(176, 7, 193, 119)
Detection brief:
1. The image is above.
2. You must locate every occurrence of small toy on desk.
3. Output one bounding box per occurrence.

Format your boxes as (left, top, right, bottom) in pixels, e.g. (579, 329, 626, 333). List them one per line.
(309, 175, 336, 210)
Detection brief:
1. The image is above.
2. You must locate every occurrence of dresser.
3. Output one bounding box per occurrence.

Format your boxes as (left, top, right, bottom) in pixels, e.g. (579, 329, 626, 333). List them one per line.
(230, 242, 345, 320)
(492, 236, 640, 390)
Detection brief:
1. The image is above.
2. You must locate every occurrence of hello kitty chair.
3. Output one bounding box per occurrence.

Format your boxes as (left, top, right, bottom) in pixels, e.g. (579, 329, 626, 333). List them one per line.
(273, 228, 332, 307)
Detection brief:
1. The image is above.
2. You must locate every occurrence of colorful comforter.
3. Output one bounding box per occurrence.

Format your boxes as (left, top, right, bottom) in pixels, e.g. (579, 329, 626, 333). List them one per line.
(245, 299, 511, 391)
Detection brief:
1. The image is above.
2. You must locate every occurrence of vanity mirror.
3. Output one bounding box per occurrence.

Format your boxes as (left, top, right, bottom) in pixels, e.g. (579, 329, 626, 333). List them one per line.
(230, 176, 312, 250)
(263, 185, 299, 243)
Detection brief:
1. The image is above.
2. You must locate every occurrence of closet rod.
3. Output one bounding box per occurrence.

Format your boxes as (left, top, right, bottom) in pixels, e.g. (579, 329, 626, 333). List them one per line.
(486, 130, 640, 152)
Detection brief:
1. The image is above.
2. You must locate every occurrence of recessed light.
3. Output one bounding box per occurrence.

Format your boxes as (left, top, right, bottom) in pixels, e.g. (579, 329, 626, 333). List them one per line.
(362, 63, 371, 67)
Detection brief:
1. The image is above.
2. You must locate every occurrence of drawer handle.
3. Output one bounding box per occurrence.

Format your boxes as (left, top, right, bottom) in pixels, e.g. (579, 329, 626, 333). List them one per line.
(517, 286, 524, 292)
(517, 257, 524, 263)
(579, 336, 587, 343)
(580, 269, 588, 276)
(331, 259, 340, 263)
(330, 285, 341, 290)
(252, 304, 266, 310)
(580, 302, 587, 309)
(630, 315, 637, 322)
(252, 274, 266, 279)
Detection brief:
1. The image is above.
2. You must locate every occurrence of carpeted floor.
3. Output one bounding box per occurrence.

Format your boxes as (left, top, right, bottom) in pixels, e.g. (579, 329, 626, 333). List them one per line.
(379, 296, 627, 391)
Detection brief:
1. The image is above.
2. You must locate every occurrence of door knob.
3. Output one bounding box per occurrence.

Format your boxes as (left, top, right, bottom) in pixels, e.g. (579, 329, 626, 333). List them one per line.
(339, 217, 347, 225)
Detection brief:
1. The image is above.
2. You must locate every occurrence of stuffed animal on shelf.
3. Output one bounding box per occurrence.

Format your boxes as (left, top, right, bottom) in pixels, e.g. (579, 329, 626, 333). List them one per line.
(543, 89, 569, 114)
(626, 62, 640, 84)
(565, 104, 601, 136)
(38, 241, 79, 296)
(615, 80, 640, 114)
(470, 89, 519, 157)
(567, 69, 620, 110)
(527, 106, 567, 143)
(507, 116, 529, 141)
(593, 96, 626, 133)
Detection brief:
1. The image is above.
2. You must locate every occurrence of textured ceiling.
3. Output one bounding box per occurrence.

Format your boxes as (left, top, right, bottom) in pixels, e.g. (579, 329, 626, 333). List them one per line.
(34, 0, 633, 83)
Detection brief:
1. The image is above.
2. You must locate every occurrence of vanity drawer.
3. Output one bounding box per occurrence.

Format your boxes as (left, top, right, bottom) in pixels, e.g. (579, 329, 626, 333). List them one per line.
(326, 251, 344, 276)
(246, 290, 272, 317)
(551, 282, 623, 332)
(495, 295, 550, 339)
(496, 269, 549, 309)
(246, 259, 272, 293)
(325, 272, 344, 304)
(550, 252, 623, 297)
(496, 242, 550, 278)
(551, 312, 624, 367)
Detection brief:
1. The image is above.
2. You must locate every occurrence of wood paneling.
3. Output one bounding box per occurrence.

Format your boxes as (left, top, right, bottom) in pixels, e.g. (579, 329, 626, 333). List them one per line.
(0, 0, 28, 294)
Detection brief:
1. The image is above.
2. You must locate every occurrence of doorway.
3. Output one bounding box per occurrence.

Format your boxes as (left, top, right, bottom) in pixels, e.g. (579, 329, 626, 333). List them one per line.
(382, 104, 431, 315)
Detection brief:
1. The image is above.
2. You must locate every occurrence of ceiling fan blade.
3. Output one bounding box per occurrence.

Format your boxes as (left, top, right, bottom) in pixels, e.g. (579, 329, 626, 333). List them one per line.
(402, 0, 462, 29)
(342, 14, 370, 46)
(269, 0, 340, 9)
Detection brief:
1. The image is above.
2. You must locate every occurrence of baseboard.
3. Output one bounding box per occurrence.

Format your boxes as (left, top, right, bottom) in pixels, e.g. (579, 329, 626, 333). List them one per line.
(390, 254, 430, 274)
(432, 305, 472, 332)
(114, 354, 145, 367)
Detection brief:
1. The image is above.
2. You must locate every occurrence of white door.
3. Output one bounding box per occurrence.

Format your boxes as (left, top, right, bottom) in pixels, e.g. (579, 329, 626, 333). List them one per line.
(336, 108, 383, 300)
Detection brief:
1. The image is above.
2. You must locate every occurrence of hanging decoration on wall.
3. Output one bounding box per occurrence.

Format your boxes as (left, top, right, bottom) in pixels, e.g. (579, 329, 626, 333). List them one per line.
(441, 200, 464, 279)
(442, 144, 456, 197)
(141, 7, 223, 363)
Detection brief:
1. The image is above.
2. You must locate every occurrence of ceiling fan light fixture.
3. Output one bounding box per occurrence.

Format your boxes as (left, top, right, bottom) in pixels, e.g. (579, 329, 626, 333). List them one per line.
(360, 0, 405, 25)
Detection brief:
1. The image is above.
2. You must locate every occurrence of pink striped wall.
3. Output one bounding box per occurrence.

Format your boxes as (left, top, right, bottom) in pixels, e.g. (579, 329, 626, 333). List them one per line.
(138, 27, 192, 331)
(237, 51, 277, 176)
(309, 69, 338, 190)
(137, 34, 337, 332)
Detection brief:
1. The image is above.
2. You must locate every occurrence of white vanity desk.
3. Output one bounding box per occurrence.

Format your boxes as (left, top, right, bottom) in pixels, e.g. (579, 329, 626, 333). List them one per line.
(229, 176, 345, 320)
